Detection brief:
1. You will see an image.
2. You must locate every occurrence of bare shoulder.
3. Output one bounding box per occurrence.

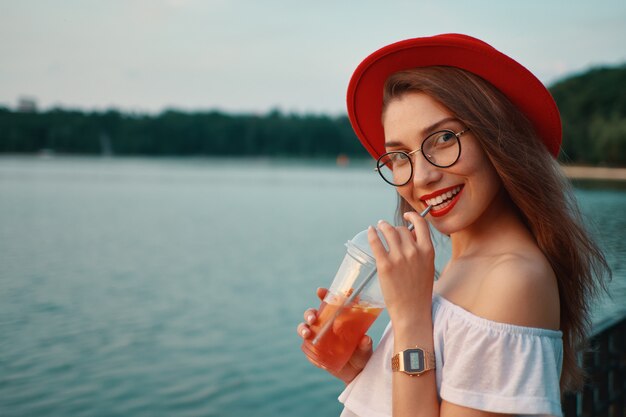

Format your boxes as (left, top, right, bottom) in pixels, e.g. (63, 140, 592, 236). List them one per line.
(470, 251, 560, 330)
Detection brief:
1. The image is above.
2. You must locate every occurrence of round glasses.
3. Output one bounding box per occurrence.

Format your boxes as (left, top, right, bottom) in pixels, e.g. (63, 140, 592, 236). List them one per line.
(375, 128, 469, 187)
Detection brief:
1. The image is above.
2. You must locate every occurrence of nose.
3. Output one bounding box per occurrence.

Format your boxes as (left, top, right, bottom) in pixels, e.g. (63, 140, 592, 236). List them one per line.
(410, 152, 441, 187)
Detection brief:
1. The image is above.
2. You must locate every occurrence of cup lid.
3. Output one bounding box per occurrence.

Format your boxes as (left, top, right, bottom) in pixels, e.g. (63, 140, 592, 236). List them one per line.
(345, 228, 388, 264)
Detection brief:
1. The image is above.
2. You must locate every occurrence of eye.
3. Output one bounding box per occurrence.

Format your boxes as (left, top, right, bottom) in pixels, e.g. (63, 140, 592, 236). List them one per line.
(390, 152, 410, 167)
(430, 131, 457, 148)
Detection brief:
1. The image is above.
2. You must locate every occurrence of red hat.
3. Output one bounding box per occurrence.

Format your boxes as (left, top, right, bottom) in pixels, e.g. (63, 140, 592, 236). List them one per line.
(346, 34, 562, 158)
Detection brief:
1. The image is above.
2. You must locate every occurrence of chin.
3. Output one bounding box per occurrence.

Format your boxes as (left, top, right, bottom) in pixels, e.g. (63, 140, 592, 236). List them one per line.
(428, 209, 475, 236)
(429, 221, 458, 237)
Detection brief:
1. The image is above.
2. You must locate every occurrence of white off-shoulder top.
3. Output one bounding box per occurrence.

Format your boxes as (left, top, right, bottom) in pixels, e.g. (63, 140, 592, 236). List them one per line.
(338, 294, 564, 417)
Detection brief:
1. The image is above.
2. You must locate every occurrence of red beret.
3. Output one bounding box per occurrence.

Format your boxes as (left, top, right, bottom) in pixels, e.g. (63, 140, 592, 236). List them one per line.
(346, 34, 562, 158)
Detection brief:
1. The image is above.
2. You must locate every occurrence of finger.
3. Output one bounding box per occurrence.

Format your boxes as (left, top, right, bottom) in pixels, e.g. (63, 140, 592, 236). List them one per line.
(396, 225, 416, 245)
(358, 335, 372, 352)
(297, 323, 312, 339)
(403, 211, 432, 249)
(376, 220, 402, 250)
(303, 308, 318, 325)
(316, 287, 328, 301)
(347, 335, 373, 370)
(367, 225, 389, 261)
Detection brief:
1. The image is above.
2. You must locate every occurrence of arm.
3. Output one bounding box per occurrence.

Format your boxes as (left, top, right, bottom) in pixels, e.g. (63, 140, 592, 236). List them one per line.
(370, 215, 439, 417)
(372, 213, 509, 417)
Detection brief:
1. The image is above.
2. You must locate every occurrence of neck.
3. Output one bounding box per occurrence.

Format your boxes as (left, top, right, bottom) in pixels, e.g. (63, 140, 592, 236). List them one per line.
(449, 188, 530, 259)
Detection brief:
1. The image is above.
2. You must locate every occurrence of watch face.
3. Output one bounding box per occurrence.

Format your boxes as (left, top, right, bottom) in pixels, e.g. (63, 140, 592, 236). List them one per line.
(404, 349, 424, 373)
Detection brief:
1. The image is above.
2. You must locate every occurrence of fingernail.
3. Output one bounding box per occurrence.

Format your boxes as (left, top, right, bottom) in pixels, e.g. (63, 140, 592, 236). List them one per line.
(306, 314, 315, 324)
(301, 328, 308, 337)
(377, 219, 385, 225)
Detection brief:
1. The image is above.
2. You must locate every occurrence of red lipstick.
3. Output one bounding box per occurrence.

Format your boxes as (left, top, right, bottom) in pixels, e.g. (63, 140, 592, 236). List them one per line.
(420, 184, 462, 201)
(421, 184, 464, 217)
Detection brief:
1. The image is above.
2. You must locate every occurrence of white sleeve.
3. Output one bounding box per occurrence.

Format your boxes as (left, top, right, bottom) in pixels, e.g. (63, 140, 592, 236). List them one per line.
(437, 300, 563, 416)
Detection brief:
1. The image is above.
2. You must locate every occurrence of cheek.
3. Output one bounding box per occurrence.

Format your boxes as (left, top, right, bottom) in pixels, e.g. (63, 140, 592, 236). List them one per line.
(396, 186, 427, 214)
(456, 149, 502, 203)
(397, 186, 411, 200)
(476, 153, 502, 190)
(462, 145, 499, 184)
(473, 162, 503, 205)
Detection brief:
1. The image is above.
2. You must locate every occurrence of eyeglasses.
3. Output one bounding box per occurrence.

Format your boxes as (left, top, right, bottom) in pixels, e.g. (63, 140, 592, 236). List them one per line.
(375, 128, 469, 187)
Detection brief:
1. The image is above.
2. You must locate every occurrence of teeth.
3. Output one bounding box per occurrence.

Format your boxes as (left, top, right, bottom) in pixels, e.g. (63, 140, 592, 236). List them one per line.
(425, 186, 462, 207)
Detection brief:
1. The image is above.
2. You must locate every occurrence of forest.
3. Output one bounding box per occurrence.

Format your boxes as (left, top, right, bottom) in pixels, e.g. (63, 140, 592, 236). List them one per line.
(1, 65, 625, 165)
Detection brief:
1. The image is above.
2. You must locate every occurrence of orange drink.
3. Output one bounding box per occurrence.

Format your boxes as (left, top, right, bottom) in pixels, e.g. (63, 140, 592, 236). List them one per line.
(301, 292, 383, 373)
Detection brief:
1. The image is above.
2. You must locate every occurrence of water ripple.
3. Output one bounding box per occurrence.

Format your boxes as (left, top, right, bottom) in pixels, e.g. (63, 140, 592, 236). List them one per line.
(0, 157, 623, 417)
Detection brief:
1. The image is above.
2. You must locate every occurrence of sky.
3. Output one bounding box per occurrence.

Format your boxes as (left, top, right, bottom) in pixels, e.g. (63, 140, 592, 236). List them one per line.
(1, 0, 625, 115)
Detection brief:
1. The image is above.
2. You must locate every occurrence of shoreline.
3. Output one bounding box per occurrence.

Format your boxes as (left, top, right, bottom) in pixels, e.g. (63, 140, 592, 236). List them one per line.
(560, 165, 626, 181)
(1, 154, 625, 181)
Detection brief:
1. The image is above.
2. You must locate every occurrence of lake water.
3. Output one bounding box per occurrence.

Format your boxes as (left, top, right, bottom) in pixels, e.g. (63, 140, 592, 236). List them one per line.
(1, 156, 624, 417)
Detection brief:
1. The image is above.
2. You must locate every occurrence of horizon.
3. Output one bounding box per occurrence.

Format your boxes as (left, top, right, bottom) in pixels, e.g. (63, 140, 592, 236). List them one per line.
(4, 62, 624, 116)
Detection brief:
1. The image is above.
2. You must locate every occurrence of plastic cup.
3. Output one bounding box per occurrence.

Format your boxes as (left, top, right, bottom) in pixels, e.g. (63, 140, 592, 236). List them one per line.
(301, 229, 385, 373)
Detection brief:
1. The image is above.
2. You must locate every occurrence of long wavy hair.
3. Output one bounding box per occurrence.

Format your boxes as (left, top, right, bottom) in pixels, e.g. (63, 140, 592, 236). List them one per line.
(382, 67, 610, 392)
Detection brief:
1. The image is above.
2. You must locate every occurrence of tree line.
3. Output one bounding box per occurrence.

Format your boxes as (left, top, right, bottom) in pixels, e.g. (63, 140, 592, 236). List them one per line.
(0, 108, 368, 159)
(549, 65, 626, 165)
(1, 64, 624, 165)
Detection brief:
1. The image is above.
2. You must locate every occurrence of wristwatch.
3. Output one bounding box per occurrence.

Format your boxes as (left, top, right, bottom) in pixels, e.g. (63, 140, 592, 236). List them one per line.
(391, 347, 436, 376)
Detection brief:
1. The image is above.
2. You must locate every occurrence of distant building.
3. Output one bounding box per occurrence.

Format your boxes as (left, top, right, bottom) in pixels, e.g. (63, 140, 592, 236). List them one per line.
(18, 96, 38, 112)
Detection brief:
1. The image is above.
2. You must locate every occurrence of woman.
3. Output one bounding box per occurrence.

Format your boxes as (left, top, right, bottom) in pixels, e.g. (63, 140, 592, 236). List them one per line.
(297, 34, 609, 417)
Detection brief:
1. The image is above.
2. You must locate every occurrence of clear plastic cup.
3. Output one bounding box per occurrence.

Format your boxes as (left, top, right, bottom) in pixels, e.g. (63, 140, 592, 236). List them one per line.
(301, 229, 385, 372)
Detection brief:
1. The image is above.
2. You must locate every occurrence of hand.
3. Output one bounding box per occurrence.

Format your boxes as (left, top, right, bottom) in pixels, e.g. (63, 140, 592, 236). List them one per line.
(297, 287, 373, 385)
(367, 212, 435, 323)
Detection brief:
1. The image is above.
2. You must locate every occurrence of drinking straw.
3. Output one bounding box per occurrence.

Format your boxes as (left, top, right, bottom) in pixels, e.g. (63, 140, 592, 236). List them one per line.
(311, 205, 433, 346)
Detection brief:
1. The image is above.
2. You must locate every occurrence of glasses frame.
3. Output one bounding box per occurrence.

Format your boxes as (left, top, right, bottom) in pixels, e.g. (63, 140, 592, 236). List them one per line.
(375, 128, 470, 187)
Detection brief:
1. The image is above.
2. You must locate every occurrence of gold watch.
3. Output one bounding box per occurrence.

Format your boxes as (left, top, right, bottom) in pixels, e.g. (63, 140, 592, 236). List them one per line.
(391, 347, 436, 376)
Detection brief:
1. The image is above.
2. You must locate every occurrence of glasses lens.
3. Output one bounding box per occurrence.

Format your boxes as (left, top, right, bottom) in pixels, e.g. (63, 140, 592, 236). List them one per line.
(377, 152, 412, 186)
(423, 130, 460, 167)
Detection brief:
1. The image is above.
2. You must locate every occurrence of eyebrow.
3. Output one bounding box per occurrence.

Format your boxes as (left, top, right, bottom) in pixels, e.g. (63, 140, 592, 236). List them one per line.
(384, 117, 460, 148)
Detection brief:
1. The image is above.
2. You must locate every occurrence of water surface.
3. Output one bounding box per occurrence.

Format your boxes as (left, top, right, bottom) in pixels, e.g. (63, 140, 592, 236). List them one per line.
(0, 156, 623, 417)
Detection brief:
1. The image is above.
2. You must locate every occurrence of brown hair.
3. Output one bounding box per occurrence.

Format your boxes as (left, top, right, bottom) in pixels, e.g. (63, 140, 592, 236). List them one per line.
(383, 67, 610, 392)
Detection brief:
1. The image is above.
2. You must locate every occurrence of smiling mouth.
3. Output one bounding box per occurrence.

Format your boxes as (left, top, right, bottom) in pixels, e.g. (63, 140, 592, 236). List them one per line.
(422, 185, 463, 213)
